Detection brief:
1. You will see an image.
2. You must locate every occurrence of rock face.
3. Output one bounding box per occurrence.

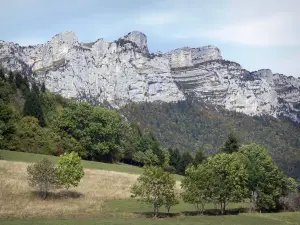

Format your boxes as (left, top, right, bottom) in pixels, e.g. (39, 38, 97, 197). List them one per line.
(0, 31, 185, 107)
(0, 31, 299, 121)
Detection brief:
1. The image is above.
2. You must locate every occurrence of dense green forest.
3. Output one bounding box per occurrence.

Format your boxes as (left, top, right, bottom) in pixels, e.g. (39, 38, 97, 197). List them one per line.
(121, 100, 300, 178)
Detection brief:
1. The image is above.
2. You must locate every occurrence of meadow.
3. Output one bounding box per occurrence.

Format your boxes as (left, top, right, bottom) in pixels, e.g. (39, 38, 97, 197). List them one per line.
(1, 150, 300, 225)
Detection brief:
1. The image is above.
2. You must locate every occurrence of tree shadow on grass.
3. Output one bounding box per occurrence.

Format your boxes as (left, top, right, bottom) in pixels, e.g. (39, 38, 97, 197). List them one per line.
(134, 212, 180, 218)
(134, 208, 249, 218)
(183, 208, 249, 216)
(31, 190, 85, 200)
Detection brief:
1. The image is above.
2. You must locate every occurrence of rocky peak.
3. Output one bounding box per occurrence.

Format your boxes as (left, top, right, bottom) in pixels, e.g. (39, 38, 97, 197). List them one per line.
(164, 45, 222, 68)
(123, 31, 149, 54)
(251, 69, 274, 85)
(50, 31, 79, 44)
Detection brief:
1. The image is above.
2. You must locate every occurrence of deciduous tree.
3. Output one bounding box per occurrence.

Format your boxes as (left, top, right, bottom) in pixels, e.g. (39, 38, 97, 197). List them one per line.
(206, 153, 248, 214)
(58, 152, 84, 190)
(131, 166, 176, 217)
(240, 144, 287, 211)
(27, 158, 59, 199)
(181, 164, 211, 214)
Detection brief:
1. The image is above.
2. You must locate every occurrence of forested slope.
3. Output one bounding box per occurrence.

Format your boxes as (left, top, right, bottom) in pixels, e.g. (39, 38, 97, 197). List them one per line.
(121, 100, 300, 178)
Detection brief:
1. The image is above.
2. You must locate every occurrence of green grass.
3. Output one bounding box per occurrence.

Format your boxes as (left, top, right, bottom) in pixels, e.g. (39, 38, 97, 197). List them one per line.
(0, 150, 182, 180)
(105, 199, 250, 214)
(0, 150, 143, 174)
(2, 213, 300, 225)
(2, 150, 300, 225)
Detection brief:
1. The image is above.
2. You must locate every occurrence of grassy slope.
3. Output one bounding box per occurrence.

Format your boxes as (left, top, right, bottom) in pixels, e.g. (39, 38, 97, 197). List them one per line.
(0, 150, 143, 174)
(0, 150, 183, 180)
(2, 213, 300, 225)
(1, 150, 300, 225)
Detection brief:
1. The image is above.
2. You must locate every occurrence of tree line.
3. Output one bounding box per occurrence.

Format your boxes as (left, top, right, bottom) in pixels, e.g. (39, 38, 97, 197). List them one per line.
(0, 68, 199, 174)
(132, 143, 300, 217)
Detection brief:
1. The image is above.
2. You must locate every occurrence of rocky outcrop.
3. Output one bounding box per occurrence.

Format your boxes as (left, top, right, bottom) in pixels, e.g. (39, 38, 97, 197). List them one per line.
(0, 31, 299, 121)
(164, 46, 222, 68)
(0, 31, 185, 107)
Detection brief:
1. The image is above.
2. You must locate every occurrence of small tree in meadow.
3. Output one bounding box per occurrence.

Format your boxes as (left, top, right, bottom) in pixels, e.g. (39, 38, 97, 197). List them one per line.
(163, 189, 179, 213)
(58, 152, 84, 190)
(181, 164, 211, 215)
(207, 153, 248, 214)
(131, 166, 177, 217)
(27, 158, 59, 199)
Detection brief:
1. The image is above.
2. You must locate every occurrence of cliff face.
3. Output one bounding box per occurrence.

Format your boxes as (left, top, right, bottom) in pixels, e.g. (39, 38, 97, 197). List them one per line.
(0, 31, 299, 121)
(0, 31, 185, 107)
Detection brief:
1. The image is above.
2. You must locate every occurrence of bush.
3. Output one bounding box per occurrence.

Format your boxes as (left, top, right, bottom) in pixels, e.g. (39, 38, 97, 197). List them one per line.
(27, 158, 59, 199)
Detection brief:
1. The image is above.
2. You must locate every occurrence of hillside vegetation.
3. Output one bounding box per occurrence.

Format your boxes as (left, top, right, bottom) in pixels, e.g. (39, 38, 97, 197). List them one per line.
(121, 100, 300, 178)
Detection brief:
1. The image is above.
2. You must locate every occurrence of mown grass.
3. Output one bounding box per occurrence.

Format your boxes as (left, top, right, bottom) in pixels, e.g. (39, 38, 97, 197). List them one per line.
(2, 213, 300, 225)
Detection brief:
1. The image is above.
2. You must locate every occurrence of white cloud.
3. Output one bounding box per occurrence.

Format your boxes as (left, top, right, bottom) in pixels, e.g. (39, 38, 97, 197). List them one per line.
(203, 12, 300, 46)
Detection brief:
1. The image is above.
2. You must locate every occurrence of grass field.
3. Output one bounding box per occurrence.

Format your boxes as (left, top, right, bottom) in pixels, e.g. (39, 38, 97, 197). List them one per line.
(1, 150, 300, 225)
(0, 150, 183, 181)
(2, 213, 300, 225)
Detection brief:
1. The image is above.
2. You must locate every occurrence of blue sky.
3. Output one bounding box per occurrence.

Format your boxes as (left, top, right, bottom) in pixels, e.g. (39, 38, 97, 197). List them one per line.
(1, 0, 299, 77)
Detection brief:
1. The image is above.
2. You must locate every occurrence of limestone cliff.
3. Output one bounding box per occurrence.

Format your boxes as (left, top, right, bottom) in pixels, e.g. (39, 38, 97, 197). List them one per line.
(0, 31, 299, 121)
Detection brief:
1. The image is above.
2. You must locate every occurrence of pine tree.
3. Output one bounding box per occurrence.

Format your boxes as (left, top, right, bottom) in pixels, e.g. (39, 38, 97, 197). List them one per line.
(23, 85, 45, 126)
(221, 133, 239, 154)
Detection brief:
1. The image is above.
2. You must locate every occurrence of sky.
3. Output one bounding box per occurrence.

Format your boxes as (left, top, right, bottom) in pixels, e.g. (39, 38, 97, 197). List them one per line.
(1, 0, 300, 77)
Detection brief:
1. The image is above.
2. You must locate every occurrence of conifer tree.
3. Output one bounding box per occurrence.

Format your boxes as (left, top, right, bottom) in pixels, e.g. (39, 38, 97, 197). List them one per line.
(23, 83, 45, 126)
(221, 132, 239, 154)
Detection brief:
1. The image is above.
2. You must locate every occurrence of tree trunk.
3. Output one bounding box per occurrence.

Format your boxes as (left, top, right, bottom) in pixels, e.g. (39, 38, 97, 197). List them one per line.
(153, 200, 158, 217)
(196, 203, 200, 215)
(220, 202, 223, 214)
(42, 183, 48, 200)
(220, 201, 226, 215)
(201, 203, 205, 215)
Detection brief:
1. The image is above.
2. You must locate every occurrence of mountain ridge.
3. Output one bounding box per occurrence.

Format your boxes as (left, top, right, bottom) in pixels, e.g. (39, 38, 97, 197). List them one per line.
(0, 30, 299, 121)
